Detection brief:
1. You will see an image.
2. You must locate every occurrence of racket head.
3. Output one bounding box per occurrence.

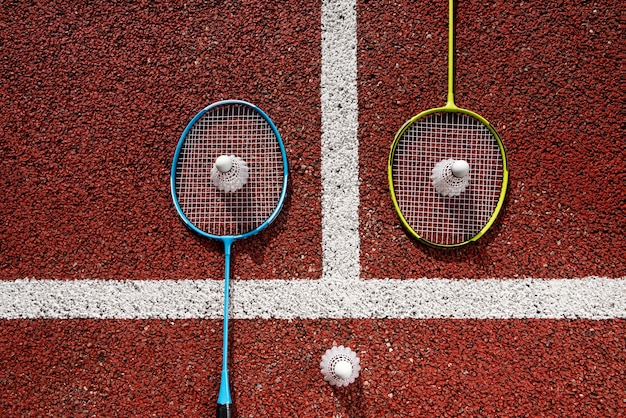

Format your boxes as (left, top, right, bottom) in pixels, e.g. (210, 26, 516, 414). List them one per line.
(388, 107, 508, 248)
(171, 100, 288, 241)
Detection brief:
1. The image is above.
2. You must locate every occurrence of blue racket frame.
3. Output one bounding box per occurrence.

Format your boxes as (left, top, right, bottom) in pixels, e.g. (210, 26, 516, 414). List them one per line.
(170, 100, 288, 417)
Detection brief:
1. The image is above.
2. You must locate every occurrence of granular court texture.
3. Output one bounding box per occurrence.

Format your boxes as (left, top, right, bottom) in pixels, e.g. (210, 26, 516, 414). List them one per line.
(1, 1, 623, 417)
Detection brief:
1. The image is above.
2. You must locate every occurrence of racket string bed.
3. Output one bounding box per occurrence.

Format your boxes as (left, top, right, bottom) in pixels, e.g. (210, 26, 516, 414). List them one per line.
(174, 105, 285, 237)
(393, 112, 504, 246)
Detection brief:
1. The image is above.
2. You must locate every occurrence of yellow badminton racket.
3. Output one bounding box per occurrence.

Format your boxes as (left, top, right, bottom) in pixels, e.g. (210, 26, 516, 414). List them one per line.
(388, 0, 509, 248)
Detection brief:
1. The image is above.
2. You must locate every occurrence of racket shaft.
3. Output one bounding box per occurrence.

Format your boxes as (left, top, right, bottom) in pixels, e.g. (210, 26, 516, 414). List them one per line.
(217, 240, 233, 413)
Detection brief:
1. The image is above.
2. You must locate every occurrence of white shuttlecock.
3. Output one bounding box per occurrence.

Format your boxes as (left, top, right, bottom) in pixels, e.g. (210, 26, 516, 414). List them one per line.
(320, 345, 361, 387)
(210, 155, 249, 193)
(431, 159, 470, 197)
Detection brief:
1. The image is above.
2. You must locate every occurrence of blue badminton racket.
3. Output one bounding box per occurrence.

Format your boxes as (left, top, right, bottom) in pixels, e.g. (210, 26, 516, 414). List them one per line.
(171, 100, 288, 417)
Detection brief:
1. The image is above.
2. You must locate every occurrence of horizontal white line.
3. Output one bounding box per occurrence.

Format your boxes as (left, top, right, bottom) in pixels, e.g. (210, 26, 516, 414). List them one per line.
(1, 277, 624, 319)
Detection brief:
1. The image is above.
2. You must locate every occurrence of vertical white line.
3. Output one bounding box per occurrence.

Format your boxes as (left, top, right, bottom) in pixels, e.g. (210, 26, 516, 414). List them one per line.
(320, 0, 360, 283)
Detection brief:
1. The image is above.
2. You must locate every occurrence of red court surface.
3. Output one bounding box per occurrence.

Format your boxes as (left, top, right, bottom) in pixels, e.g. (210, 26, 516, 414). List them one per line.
(1, 319, 624, 416)
(1, 1, 624, 417)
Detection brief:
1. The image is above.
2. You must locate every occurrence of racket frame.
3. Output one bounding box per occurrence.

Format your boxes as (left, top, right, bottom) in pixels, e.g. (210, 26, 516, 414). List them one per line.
(388, 104, 509, 248)
(171, 100, 289, 241)
(170, 99, 288, 416)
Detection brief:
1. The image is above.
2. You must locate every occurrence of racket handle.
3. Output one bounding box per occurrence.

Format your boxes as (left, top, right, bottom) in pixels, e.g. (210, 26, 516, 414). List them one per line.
(217, 403, 232, 418)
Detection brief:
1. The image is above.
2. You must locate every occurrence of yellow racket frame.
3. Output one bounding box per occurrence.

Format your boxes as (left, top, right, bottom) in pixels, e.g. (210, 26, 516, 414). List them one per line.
(388, 106, 509, 248)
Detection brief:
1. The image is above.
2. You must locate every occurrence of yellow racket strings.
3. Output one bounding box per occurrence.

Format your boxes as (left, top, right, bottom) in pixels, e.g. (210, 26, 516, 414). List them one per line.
(392, 112, 504, 246)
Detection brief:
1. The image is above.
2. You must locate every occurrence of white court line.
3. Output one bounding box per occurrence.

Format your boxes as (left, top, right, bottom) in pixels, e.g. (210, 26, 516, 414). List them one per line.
(320, 0, 361, 284)
(1, 0, 625, 320)
(1, 278, 624, 319)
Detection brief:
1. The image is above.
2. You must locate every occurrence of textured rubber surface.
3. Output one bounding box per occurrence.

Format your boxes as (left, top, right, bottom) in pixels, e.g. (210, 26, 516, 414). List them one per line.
(0, 1, 623, 416)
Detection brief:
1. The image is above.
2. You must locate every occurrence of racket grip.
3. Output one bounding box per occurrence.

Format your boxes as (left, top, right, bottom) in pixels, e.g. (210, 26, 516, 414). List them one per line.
(217, 403, 232, 418)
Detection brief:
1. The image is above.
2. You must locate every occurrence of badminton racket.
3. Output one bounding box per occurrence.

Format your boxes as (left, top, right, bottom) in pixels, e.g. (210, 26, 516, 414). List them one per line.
(171, 100, 288, 417)
(388, 0, 508, 248)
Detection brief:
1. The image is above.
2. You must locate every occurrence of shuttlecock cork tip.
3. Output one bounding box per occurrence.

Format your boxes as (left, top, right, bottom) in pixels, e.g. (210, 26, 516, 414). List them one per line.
(333, 360, 353, 380)
(451, 159, 470, 178)
(215, 155, 233, 173)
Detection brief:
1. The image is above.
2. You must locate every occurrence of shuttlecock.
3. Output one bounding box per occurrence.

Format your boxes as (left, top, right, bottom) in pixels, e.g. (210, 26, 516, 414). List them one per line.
(210, 155, 249, 193)
(431, 159, 470, 197)
(320, 345, 361, 387)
